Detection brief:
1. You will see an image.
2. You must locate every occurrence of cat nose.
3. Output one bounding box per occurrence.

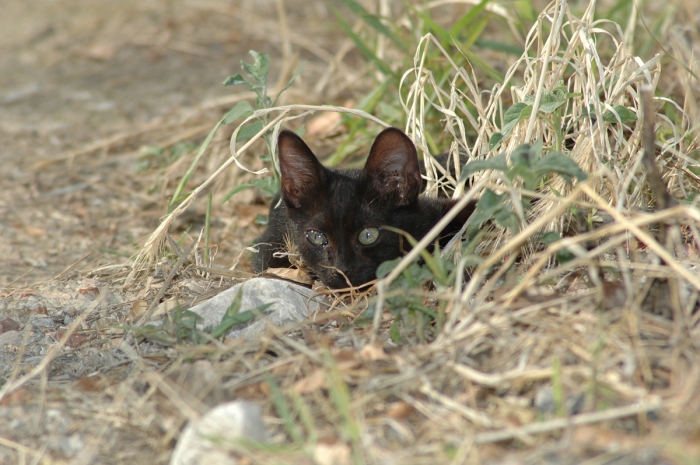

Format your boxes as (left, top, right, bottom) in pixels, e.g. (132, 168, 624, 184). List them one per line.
(332, 263, 353, 284)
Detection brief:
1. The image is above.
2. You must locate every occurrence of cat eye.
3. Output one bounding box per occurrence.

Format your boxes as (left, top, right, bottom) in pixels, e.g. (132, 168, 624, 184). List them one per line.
(306, 229, 328, 246)
(358, 227, 380, 245)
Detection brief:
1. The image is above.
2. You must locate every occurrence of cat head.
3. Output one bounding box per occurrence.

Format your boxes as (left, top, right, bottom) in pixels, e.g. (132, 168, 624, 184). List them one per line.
(278, 127, 422, 209)
(277, 128, 427, 288)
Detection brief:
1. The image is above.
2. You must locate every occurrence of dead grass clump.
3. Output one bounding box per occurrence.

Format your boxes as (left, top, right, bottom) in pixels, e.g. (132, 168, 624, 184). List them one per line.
(7, 0, 698, 464)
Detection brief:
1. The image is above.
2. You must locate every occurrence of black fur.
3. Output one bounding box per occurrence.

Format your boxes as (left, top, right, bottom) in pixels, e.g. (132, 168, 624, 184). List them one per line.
(252, 128, 474, 289)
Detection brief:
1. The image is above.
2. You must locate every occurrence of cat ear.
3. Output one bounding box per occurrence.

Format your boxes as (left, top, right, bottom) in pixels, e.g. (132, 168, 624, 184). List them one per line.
(363, 128, 422, 206)
(278, 130, 326, 208)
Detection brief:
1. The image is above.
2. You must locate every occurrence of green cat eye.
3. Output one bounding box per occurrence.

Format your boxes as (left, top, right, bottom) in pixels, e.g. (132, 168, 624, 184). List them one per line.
(358, 227, 380, 245)
(306, 229, 328, 246)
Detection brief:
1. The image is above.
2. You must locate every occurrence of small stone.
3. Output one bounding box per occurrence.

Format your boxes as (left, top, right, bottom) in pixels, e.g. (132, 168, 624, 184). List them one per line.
(170, 401, 268, 465)
(0, 331, 24, 347)
(29, 316, 55, 329)
(188, 278, 328, 340)
(0, 318, 20, 333)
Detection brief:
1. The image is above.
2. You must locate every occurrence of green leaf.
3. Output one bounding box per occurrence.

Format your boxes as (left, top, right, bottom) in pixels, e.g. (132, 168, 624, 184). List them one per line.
(169, 142, 197, 161)
(255, 213, 268, 226)
(522, 86, 568, 114)
(242, 50, 270, 87)
(221, 101, 254, 125)
(476, 189, 503, 210)
(377, 258, 400, 279)
(331, 6, 394, 77)
(493, 208, 520, 232)
(251, 176, 278, 197)
(459, 152, 508, 183)
(411, 6, 452, 44)
(236, 121, 264, 142)
(538, 99, 567, 114)
(222, 74, 247, 87)
(539, 231, 562, 244)
(470, 189, 508, 227)
(583, 104, 638, 124)
(474, 38, 524, 56)
(389, 318, 401, 344)
(509, 143, 536, 170)
(449, 0, 492, 36)
(556, 249, 575, 263)
(602, 105, 637, 124)
(339, 0, 408, 52)
(500, 102, 533, 139)
(489, 132, 504, 151)
(221, 183, 255, 204)
(221, 176, 278, 204)
(208, 290, 275, 338)
(533, 152, 588, 183)
(459, 11, 490, 50)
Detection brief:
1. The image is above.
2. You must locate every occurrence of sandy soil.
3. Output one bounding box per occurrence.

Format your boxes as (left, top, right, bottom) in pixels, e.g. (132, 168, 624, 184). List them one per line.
(0, 0, 339, 287)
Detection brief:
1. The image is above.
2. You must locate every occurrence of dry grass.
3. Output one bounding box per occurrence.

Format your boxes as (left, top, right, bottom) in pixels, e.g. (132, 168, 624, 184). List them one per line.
(3, 0, 700, 464)
(128, 0, 700, 462)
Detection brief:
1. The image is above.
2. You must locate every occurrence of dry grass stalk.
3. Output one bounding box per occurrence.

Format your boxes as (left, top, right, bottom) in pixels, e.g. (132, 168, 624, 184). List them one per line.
(94, 1, 700, 462)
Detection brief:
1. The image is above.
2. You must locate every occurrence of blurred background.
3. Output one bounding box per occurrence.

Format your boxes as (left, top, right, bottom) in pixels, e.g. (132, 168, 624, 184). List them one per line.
(1, 0, 697, 286)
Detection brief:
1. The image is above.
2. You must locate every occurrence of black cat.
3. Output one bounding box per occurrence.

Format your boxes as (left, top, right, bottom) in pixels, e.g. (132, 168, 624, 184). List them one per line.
(252, 127, 474, 289)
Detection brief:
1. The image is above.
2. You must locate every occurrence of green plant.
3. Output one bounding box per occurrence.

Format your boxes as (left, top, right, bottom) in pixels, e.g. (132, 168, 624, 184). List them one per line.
(329, 0, 526, 164)
(367, 142, 587, 342)
(461, 142, 587, 234)
(124, 289, 272, 346)
(220, 51, 304, 209)
(168, 50, 302, 216)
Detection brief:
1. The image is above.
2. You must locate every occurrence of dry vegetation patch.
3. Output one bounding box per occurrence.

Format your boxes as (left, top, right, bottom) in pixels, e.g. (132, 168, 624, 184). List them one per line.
(2, 0, 700, 464)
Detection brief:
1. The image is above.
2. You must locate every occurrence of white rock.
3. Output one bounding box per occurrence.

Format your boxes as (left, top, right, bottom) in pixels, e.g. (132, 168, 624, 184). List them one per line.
(188, 278, 328, 340)
(169, 401, 268, 465)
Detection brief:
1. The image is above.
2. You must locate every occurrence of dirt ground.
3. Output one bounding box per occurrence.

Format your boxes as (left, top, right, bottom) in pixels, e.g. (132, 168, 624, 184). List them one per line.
(0, 0, 334, 286)
(0, 1, 345, 463)
(1, 1, 698, 464)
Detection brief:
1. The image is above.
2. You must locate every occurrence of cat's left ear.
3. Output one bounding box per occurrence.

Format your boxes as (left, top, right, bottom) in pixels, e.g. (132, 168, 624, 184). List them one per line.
(363, 128, 422, 206)
(278, 130, 327, 209)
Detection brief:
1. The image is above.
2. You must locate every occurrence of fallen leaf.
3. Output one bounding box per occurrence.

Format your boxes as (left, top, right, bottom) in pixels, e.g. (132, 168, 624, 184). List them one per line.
(359, 344, 386, 361)
(293, 369, 326, 394)
(263, 268, 313, 285)
(386, 401, 414, 420)
(57, 330, 89, 348)
(129, 299, 148, 320)
(0, 318, 20, 333)
(78, 286, 100, 299)
(24, 225, 47, 237)
(73, 375, 110, 392)
(313, 439, 351, 465)
(0, 387, 28, 406)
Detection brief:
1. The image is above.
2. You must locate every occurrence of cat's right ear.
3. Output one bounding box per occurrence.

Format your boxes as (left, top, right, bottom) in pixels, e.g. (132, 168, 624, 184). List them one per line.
(278, 130, 326, 208)
(363, 127, 422, 206)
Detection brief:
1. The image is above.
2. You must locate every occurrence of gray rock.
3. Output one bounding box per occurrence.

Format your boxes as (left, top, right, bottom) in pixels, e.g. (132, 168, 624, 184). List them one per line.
(29, 316, 55, 329)
(188, 278, 328, 340)
(169, 401, 268, 465)
(0, 331, 24, 347)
